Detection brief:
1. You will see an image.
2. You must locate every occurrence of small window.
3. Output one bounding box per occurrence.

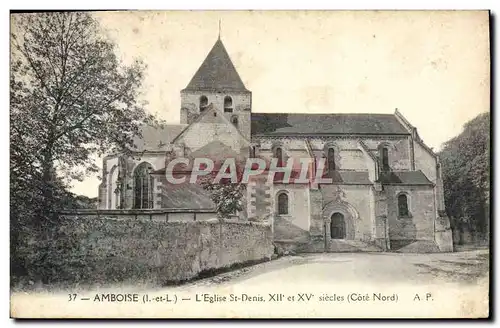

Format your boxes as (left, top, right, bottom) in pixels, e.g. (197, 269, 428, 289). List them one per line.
(275, 147, 284, 167)
(224, 96, 233, 113)
(277, 192, 289, 215)
(398, 194, 409, 217)
(381, 147, 389, 171)
(231, 116, 238, 127)
(199, 95, 208, 111)
(327, 148, 336, 175)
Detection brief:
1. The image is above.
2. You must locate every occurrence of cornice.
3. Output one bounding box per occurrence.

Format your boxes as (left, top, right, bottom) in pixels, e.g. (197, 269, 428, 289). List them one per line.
(252, 134, 409, 141)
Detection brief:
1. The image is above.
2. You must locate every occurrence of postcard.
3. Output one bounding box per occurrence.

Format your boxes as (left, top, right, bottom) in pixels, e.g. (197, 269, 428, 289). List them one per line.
(10, 10, 490, 319)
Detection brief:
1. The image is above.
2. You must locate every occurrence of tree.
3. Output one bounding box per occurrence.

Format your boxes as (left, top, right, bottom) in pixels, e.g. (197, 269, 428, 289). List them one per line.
(11, 12, 161, 221)
(202, 182, 246, 219)
(10, 12, 161, 282)
(200, 169, 246, 219)
(439, 112, 490, 243)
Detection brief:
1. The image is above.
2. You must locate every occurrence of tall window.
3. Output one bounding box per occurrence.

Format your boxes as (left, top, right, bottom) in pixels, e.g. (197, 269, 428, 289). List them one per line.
(327, 148, 336, 176)
(250, 146, 256, 158)
(224, 96, 233, 113)
(275, 147, 284, 167)
(381, 147, 389, 171)
(398, 194, 409, 217)
(134, 162, 154, 209)
(277, 192, 289, 215)
(199, 95, 208, 111)
(231, 116, 238, 127)
(108, 165, 120, 209)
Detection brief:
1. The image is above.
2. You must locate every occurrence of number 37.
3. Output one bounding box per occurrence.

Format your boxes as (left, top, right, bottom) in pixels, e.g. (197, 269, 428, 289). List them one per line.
(68, 294, 77, 301)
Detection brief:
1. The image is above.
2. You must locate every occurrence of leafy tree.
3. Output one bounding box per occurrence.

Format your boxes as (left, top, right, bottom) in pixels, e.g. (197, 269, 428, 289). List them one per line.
(439, 112, 490, 243)
(10, 12, 161, 281)
(11, 12, 161, 219)
(200, 169, 246, 219)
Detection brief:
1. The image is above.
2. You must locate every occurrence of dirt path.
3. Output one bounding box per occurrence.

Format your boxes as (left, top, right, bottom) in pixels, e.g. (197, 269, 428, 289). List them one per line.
(172, 249, 489, 290)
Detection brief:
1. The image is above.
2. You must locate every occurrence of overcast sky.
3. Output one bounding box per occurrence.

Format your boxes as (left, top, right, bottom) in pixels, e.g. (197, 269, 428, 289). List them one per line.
(70, 10, 489, 197)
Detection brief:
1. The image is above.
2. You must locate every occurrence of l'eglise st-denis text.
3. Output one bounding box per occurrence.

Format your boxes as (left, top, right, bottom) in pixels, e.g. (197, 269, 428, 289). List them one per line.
(195, 293, 265, 303)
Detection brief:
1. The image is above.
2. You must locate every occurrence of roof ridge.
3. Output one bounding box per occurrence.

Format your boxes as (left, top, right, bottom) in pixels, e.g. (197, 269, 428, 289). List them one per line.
(251, 112, 397, 116)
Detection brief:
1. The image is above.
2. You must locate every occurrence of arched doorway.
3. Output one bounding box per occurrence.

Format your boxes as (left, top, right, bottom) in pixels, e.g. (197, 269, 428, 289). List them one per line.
(330, 212, 346, 239)
(322, 199, 359, 241)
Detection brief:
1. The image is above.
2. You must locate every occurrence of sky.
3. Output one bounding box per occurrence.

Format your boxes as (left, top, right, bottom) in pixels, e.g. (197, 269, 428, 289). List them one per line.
(70, 10, 490, 197)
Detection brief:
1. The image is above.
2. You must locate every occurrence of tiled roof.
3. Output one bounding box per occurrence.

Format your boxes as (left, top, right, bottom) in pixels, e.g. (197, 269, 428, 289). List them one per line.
(160, 183, 215, 209)
(251, 113, 410, 135)
(377, 171, 434, 185)
(333, 171, 373, 184)
(183, 39, 249, 92)
(187, 141, 249, 164)
(132, 124, 187, 151)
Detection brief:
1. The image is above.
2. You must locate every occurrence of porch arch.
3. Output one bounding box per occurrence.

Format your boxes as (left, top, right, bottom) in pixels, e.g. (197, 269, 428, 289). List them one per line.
(322, 201, 359, 240)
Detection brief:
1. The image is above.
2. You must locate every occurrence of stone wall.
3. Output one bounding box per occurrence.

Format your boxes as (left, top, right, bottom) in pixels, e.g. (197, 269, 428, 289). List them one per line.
(62, 209, 218, 222)
(180, 90, 252, 140)
(271, 184, 310, 242)
(413, 139, 438, 182)
(320, 184, 373, 240)
(256, 136, 411, 172)
(384, 185, 436, 241)
(54, 214, 273, 284)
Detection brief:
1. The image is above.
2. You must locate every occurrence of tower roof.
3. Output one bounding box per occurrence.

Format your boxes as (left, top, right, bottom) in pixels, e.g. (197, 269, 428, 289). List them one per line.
(183, 39, 249, 93)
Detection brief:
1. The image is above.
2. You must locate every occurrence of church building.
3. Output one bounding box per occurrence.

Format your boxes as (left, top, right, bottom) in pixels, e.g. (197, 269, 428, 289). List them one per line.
(98, 36, 453, 253)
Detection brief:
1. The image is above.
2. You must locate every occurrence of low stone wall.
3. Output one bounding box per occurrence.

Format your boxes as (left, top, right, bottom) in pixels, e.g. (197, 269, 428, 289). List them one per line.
(60, 208, 220, 222)
(50, 213, 273, 285)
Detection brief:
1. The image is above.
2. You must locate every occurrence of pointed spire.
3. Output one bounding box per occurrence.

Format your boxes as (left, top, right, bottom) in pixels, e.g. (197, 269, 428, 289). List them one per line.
(183, 38, 248, 92)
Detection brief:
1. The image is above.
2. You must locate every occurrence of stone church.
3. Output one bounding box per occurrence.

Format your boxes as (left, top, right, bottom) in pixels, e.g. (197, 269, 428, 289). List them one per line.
(98, 37, 453, 253)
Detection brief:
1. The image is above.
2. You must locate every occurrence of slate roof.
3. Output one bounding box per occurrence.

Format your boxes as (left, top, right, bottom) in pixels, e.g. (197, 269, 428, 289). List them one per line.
(332, 171, 373, 184)
(251, 113, 410, 135)
(132, 124, 187, 151)
(183, 39, 249, 92)
(377, 171, 434, 185)
(187, 141, 248, 163)
(160, 183, 215, 209)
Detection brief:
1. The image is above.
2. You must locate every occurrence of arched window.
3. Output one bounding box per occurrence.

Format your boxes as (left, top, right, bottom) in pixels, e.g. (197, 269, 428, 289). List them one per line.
(250, 146, 256, 158)
(327, 148, 336, 175)
(381, 147, 389, 171)
(199, 95, 208, 111)
(275, 147, 284, 167)
(108, 165, 120, 209)
(231, 115, 238, 127)
(224, 96, 233, 113)
(277, 192, 289, 215)
(330, 213, 346, 239)
(134, 162, 154, 209)
(398, 194, 410, 217)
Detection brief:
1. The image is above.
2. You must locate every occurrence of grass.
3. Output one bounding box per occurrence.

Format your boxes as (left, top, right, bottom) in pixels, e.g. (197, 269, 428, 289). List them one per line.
(160, 257, 274, 287)
(10, 256, 278, 293)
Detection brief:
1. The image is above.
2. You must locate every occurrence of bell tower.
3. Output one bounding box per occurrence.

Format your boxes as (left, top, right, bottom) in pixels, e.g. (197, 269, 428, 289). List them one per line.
(180, 36, 252, 141)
